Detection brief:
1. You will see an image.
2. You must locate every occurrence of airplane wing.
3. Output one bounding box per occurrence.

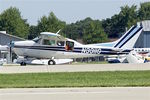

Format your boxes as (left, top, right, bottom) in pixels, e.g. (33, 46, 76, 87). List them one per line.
(40, 32, 66, 41)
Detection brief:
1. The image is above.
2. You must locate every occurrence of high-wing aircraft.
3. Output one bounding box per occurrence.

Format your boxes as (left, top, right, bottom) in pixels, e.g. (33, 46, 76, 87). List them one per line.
(11, 25, 143, 65)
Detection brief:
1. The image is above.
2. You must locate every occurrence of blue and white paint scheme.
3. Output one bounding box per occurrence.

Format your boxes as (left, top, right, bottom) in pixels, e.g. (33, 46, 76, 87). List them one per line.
(89, 25, 143, 49)
(12, 25, 143, 65)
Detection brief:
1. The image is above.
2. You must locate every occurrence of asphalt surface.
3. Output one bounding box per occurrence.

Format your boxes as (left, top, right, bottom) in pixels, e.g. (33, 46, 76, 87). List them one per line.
(0, 87, 150, 100)
(0, 63, 150, 73)
(0, 64, 150, 100)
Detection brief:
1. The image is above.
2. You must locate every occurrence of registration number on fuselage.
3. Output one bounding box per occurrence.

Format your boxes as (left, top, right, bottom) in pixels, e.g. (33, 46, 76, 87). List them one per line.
(81, 48, 101, 54)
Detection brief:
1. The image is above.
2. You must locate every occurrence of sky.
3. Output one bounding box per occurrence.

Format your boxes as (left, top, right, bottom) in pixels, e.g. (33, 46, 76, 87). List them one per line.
(0, 0, 150, 25)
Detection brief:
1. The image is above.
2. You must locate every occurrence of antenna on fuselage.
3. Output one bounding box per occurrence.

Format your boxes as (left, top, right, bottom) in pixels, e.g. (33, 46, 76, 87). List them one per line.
(56, 29, 61, 34)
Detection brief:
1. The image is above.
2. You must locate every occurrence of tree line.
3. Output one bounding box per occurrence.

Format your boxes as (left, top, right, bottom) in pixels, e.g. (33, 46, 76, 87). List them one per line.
(0, 2, 150, 44)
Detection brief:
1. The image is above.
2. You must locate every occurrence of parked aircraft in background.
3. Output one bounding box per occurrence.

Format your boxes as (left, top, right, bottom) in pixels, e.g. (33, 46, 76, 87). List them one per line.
(105, 55, 127, 63)
(126, 51, 150, 63)
(133, 48, 150, 54)
(105, 48, 150, 64)
(105, 49, 150, 64)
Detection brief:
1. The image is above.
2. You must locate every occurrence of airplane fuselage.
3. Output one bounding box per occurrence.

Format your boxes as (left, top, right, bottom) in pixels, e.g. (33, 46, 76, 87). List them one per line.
(13, 25, 143, 60)
(13, 40, 130, 59)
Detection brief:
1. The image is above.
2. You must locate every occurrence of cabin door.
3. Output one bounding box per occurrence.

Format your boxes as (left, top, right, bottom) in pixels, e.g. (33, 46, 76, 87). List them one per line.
(65, 41, 74, 51)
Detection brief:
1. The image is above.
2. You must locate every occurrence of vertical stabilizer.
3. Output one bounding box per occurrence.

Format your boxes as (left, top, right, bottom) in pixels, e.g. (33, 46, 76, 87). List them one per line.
(113, 25, 143, 49)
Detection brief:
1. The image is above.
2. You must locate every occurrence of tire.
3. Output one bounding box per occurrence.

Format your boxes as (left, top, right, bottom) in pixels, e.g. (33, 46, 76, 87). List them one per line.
(48, 60, 56, 65)
(20, 62, 26, 66)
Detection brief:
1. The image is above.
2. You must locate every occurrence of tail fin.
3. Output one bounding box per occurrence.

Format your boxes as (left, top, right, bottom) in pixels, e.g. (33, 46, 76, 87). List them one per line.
(113, 25, 143, 49)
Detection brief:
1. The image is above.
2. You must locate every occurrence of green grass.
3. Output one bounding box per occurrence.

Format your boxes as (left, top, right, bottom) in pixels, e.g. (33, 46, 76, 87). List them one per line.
(0, 71, 150, 88)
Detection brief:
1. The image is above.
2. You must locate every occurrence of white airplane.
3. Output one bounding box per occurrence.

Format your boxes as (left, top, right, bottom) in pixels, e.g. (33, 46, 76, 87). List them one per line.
(126, 50, 150, 63)
(133, 48, 150, 55)
(11, 25, 143, 65)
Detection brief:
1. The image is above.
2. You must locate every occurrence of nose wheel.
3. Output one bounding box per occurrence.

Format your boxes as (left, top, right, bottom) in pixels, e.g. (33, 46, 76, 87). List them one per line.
(48, 60, 56, 65)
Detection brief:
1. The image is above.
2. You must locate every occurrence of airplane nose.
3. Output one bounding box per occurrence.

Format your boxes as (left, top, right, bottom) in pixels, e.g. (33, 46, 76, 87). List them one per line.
(12, 40, 35, 46)
(11, 41, 15, 47)
(13, 41, 22, 46)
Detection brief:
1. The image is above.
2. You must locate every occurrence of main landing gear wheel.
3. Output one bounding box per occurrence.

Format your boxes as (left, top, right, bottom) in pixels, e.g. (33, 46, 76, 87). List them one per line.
(20, 62, 26, 66)
(48, 60, 56, 65)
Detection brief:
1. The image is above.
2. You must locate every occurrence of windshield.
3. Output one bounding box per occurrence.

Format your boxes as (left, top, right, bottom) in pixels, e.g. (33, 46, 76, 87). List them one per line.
(33, 37, 41, 43)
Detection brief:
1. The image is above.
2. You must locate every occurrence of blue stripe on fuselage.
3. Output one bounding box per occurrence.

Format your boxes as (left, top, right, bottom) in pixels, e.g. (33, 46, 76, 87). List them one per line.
(14, 46, 130, 55)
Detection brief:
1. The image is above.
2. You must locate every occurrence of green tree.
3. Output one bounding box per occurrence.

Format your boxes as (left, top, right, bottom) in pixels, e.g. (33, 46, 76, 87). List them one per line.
(102, 5, 138, 38)
(0, 7, 29, 38)
(83, 20, 107, 44)
(138, 2, 150, 20)
(37, 12, 66, 34)
(63, 17, 108, 44)
(120, 5, 137, 28)
(62, 24, 79, 39)
(28, 25, 38, 39)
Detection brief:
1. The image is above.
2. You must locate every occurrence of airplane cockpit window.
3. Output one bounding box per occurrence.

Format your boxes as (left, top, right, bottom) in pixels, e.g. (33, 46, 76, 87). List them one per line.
(65, 41, 74, 51)
(57, 41, 65, 46)
(33, 37, 41, 43)
(43, 39, 55, 46)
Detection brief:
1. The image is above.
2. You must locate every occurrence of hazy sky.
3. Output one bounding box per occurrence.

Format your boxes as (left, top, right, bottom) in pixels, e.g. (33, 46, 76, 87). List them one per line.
(0, 0, 149, 25)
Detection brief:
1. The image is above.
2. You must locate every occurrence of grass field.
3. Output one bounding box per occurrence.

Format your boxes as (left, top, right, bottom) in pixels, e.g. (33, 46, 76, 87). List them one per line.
(0, 71, 150, 88)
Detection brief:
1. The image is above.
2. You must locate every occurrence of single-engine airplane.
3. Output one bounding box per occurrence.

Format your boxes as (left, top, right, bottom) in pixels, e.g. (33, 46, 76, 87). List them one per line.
(11, 24, 142, 65)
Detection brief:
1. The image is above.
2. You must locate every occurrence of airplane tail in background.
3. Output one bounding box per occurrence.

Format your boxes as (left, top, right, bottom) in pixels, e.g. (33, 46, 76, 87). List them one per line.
(113, 25, 143, 49)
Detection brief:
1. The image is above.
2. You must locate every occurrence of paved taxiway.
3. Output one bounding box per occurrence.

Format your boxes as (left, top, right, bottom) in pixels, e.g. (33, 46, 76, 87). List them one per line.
(0, 87, 150, 100)
(0, 63, 150, 73)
